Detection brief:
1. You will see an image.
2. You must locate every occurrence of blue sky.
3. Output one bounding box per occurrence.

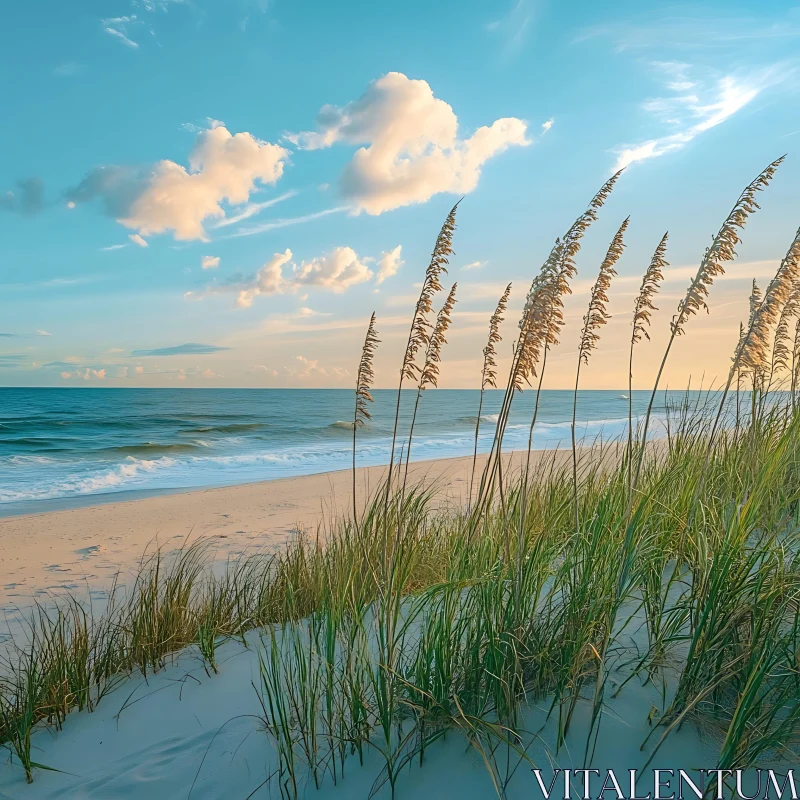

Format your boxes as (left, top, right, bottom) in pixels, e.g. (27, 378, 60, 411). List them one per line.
(2, 0, 800, 389)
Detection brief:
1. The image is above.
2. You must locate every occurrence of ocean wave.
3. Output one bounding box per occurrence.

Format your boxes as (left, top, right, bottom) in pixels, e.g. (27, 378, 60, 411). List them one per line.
(102, 442, 211, 456)
(329, 421, 355, 431)
(179, 422, 269, 434)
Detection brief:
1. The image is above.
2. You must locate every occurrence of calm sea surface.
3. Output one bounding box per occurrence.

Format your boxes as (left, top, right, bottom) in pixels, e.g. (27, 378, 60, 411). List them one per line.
(0, 388, 685, 515)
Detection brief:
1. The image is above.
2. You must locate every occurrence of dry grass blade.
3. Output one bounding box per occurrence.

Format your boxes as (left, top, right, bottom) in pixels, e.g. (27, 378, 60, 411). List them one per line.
(404, 285, 458, 486)
(353, 313, 379, 519)
(355, 313, 380, 428)
(387, 202, 459, 504)
(482, 283, 512, 391)
(572, 217, 627, 528)
(632, 232, 668, 344)
(736, 226, 800, 378)
(771, 287, 798, 372)
(402, 203, 459, 383)
(578, 217, 628, 365)
(632, 156, 784, 497)
(672, 157, 783, 338)
(420, 284, 458, 391)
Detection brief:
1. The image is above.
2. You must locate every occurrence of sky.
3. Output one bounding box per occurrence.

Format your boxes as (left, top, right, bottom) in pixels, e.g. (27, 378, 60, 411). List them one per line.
(1, 0, 800, 390)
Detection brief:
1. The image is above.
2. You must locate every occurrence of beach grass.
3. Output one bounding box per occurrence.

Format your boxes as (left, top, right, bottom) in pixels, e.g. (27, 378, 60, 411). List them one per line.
(3, 158, 800, 795)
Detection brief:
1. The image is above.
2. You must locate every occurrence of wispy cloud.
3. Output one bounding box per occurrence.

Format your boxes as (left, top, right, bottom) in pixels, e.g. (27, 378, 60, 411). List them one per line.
(486, 0, 537, 59)
(0, 354, 29, 368)
(211, 190, 299, 229)
(130, 343, 231, 356)
(100, 244, 127, 251)
(461, 260, 486, 271)
(102, 16, 141, 49)
(613, 63, 789, 170)
(225, 207, 348, 238)
(53, 61, 83, 77)
(575, 13, 800, 53)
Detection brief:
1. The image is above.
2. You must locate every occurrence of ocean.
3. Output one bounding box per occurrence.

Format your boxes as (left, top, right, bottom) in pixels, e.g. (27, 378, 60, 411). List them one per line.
(0, 388, 680, 515)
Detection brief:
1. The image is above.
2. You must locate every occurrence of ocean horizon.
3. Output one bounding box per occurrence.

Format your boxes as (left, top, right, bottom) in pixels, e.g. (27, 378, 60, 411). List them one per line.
(0, 387, 699, 516)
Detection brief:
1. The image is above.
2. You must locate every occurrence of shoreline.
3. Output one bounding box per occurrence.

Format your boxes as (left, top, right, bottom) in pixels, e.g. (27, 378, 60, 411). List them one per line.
(0, 449, 573, 610)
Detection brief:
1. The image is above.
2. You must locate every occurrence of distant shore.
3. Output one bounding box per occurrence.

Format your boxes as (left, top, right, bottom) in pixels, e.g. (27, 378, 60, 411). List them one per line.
(0, 448, 580, 610)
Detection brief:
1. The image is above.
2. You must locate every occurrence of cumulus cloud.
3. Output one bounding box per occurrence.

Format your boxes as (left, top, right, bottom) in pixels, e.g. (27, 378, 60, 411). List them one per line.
(1, 178, 45, 215)
(201, 255, 220, 269)
(60, 368, 107, 380)
(250, 364, 279, 377)
(66, 124, 290, 241)
(129, 233, 148, 247)
(218, 247, 374, 308)
(288, 72, 530, 214)
(284, 355, 327, 378)
(613, 64, 785, 170)
(461, 260, 485, 271)
(375, 245, 403, 285)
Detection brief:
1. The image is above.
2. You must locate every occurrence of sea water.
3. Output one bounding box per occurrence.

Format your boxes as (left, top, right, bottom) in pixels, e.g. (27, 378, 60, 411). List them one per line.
(0, 387, 687, 514)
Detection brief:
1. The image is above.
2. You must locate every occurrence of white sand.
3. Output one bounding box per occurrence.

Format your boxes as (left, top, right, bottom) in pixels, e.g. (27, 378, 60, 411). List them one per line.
(0, 620, 725, 799)
(0, 450, 576, 612)
(1, 446, 735, 799)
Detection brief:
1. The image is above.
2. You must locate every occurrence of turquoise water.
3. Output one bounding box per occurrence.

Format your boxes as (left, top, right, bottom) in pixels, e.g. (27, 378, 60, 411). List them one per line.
(0, 388, 679, 513)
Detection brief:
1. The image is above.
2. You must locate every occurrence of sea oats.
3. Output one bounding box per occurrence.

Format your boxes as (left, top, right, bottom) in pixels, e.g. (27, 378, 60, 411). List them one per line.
(672, 157, 783, 338)
(419, 283, 458, 391)
(736, 227, 800, 378)
(481, 283, 512, 391)
(578, 217, 628, 365)
(354, 312, 379, 428)
(632, 232, 668, 344)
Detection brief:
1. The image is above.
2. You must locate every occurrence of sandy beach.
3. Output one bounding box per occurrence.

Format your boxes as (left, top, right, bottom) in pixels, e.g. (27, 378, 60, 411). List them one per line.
(0, 450, 570, 611)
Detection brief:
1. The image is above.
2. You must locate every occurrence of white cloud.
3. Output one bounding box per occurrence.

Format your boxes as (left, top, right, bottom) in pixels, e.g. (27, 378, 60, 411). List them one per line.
(101, 244, 127, 251)
(122, 125, 289, 240)
(201, 255, 220, 270)
(541, 118, 554, 133)
(251, 365, 279, 377)
(295, 247, 373, 291)
(461, 260, 485, 271)
(225, 206, 346, 239)
(375, 245, 403, 285)
(129, 233, 148, 247)
(60, 368, 106, 381)
(288, 72, 530, 214)
(211, 190, 299, 229)
(102, 16, 140, 49)
(70, 124, 290, 242)
(284, 355, 327, 378)
(36, 330, 52, 336)
(222, 247, 374, 308)
(613, 65, 785, 170)
(233, 249, 293, 307)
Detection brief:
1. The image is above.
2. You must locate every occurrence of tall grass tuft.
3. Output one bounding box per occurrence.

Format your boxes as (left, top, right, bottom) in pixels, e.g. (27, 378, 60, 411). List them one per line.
(627, 232, 667, 500)
(386, 203, 458, 505)
(571, 216, 627, 528)
(404, 283, 458, 484)
(470, 282, 512, 504)
(353, 312, 379, 519)
(633, 156, 784, 494)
